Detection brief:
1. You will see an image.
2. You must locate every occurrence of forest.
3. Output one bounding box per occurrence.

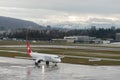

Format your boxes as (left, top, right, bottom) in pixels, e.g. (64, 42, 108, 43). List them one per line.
(1, 26, 120, 40)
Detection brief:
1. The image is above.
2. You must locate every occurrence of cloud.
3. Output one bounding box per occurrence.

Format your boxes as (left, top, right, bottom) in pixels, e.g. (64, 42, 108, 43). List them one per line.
(0, 2, 120, 28)
(0, 0, 120, 14)
(0, 6, 120, 25)
(0, 7, 67, 21)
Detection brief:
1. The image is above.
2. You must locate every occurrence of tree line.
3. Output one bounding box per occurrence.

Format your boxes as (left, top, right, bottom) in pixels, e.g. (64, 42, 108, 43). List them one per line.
(1, 27, 120, 40)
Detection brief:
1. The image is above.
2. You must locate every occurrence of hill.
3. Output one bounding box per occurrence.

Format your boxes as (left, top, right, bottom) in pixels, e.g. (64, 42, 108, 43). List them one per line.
(0, 16, 43, 30)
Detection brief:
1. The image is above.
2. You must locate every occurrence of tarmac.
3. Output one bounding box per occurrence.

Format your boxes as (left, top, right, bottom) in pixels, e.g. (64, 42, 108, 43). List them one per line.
(0, 57, 120, 80)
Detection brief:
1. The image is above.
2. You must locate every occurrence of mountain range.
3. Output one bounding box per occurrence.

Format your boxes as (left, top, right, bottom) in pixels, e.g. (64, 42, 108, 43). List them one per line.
(0, 16, 119, 31)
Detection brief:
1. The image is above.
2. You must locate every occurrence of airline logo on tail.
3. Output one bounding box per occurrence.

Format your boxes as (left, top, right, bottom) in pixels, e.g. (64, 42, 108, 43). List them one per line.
(26, 42, 32, 56)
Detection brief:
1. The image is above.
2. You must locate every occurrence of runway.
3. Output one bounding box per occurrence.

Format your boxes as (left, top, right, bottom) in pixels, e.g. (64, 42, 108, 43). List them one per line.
(0, 57, 120, 80)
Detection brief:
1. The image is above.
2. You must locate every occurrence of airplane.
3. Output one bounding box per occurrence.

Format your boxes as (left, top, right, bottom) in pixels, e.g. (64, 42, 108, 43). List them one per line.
(26, 42, 61, 67)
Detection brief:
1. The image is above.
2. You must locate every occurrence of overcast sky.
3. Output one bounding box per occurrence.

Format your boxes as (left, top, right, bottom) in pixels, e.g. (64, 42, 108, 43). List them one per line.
(0, 0, 120, 26)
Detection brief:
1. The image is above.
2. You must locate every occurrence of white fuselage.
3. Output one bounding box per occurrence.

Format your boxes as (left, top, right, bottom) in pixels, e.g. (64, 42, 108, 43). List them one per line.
(30, 52, 61, 63)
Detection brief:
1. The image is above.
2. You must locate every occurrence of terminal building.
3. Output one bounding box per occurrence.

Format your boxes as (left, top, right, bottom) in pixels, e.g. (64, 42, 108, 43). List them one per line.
(64, 36, 96, 43)
(64, 36, 111, 44)
(115, 33, 120, 41)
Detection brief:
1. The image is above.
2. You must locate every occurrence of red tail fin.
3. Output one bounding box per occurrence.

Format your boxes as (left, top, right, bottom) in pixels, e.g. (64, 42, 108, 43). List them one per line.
(26, 42, 32, 56)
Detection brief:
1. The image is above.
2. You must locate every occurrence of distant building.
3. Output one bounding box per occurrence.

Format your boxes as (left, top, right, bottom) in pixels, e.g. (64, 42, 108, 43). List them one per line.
(0, 31, 6, 34)
(52, 39, 66, 43)
(102, 40, 110, 44)
(46, 25, 51, 30)
(91, 26, 96, 30)
(111, 26, 116, 30)
(115, 33, 120, 41)
(64, 36, 96, 43)
(92, 39, 103, 44)
(64, 36, 78, 43)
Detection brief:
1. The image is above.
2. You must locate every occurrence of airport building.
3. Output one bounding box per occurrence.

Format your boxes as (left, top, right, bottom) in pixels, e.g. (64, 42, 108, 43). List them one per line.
(64, 36, 111, 44)
(115, 33, 120, 41)
(92, 39, 110, 44)
(52, 39, 66, 43)
(64, 36, 96, 43)
(0, 31, 6, 34)
(64, 36, 78, 43)
(92, 39, 103, 44)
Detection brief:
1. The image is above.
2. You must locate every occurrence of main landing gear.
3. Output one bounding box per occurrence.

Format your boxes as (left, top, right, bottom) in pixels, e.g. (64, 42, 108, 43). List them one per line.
(35, 60, 41, 67)
(46, 61, 49, 67)
(34, 61, 57, 67)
